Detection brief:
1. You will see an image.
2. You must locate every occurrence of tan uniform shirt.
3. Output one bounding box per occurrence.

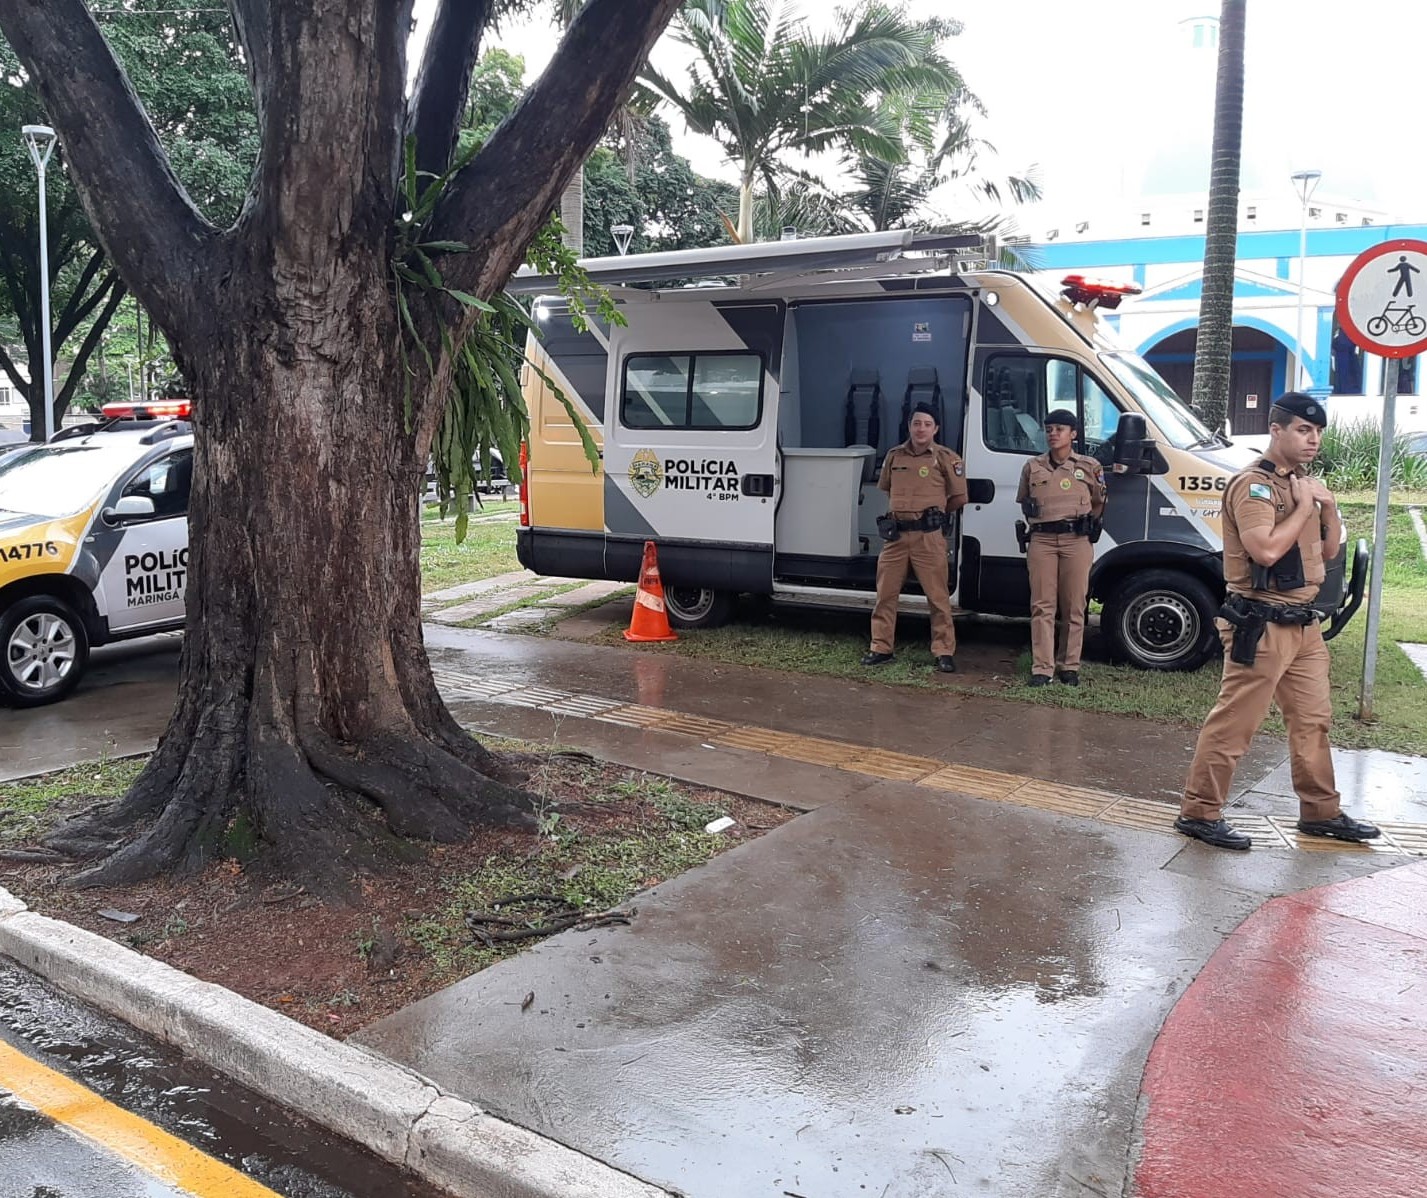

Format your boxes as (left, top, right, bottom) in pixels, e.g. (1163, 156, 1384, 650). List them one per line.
(1016, 452, 1107, 523)
(1223, 460, 1325, 605)
(878, 441, 968, 515)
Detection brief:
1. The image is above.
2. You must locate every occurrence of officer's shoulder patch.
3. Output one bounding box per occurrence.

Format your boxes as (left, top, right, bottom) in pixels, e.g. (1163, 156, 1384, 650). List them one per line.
(953, 462, 964, 476)
(1248, 482, 1273, 501)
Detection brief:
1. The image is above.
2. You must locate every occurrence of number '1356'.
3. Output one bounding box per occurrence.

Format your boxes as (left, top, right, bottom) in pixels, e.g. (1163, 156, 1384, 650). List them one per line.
(1177, 475, 1226, 492)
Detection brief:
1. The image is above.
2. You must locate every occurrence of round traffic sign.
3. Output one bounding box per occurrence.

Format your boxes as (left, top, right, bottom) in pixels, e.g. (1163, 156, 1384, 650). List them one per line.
(1335, 238, 1427, 357)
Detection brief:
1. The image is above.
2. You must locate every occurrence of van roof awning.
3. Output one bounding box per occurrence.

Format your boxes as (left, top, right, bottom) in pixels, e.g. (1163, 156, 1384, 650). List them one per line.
(505, 229, 980, 295)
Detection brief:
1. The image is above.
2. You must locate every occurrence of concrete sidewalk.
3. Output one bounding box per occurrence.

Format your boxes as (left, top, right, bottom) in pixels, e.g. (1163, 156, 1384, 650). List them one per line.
(348, 627, 1427, 1198)
(7, 625, 1427, 1195)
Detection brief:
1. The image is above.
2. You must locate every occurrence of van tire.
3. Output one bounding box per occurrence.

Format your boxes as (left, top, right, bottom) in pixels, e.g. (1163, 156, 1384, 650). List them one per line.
(1, 595, 90, 707)
(1102, 569, 1219, 672)
(663, 587, 732, 630)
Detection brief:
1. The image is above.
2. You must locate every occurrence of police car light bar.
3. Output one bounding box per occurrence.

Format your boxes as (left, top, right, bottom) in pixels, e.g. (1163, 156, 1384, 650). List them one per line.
(101, 400, 192, 421)
(1060, 274, 1142, 310)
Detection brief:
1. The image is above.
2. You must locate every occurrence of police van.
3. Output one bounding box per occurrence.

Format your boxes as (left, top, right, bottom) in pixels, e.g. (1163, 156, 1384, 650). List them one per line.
(0, 401, 192, 705)
(510, 230, 1367, 671)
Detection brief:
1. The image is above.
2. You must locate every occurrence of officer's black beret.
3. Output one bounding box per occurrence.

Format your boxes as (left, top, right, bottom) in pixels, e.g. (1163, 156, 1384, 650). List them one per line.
(1044, 408, 1078, 429)
(1269, 392, 1327, 428)
(911, 401, 939, 421)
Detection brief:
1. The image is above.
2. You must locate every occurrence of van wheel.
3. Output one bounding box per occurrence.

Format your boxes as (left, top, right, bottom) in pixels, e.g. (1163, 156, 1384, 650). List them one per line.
(1102, 570, 1218, 672)
(1, 595, 90, 706)
(663, 587, 732, 630)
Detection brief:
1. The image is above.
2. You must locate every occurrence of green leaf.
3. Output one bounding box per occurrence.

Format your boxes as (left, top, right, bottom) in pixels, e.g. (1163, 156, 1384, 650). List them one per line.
(444, 289, 496, 313)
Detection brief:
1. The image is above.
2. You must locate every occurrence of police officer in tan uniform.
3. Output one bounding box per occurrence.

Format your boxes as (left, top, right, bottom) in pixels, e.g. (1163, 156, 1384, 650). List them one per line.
(863, 403, 968, 673)
(1015, 409, 1107, 687)
(1176, 393, 1379, 850)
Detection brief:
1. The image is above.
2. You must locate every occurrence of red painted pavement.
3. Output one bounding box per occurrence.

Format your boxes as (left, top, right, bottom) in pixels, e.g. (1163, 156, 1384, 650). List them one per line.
(1135, 861, 1427, 1198)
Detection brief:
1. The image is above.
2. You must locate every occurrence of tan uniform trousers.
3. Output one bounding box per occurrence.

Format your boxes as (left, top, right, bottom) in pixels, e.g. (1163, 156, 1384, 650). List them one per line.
(870, 529, 956, 656)
(1180, 619, 1340, 824)
(1027, 532, 1093, 676)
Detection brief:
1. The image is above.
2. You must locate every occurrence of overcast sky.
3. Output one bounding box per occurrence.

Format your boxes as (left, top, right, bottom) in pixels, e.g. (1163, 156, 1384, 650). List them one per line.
(415, 1, 1427, 232)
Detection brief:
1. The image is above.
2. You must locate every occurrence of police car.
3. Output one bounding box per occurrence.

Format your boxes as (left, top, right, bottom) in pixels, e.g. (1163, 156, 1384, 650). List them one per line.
(0, 401, 192, 706)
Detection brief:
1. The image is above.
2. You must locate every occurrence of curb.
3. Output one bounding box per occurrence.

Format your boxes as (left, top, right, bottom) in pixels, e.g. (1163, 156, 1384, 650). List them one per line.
(0, 886, 666, 1198)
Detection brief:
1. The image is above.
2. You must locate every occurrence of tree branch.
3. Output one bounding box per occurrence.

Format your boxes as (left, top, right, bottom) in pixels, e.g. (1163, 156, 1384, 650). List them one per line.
(228, 0, 272, 123)
(56, 277, 128, 418)
(0, 339, 31, 402)
(53, 249, 110, 344)
(0, 0, 218, 332)
(407, 0, 494, 178)
(433, 0, 683, 296)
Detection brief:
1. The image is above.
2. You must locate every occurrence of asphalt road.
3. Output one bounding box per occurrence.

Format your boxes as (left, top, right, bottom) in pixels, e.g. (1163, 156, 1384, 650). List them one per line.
(0, 960, 448, 1198)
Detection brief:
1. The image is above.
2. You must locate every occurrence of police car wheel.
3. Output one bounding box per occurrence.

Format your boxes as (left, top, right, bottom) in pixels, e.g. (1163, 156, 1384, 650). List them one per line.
(1103, 570, 1218, 672)
(663, 587, 732, 630)
(1, 595, 90, 707)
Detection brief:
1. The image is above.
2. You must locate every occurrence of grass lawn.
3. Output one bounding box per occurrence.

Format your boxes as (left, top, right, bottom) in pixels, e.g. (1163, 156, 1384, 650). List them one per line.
(419, 502, 521, 593)
(589, 502, 1427, 756)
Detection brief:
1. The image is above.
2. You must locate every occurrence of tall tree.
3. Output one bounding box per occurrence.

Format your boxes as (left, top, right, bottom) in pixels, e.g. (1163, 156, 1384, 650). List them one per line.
(0, 1, 256, 439)
(0, 0, 681, 888)
(582, 114, 739, 256)
(1189, 1, 1246, 434)
(642, 0, 966, 242)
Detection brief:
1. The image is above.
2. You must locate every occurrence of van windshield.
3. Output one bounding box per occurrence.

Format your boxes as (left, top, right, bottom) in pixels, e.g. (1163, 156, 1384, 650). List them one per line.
(0, 441, 138, 519)
(1101, 352, 1218, 450)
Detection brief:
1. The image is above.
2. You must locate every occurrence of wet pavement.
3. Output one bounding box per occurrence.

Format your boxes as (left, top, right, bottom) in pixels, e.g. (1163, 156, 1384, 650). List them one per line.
(8, 623, 1427, 1195)
(0, 960, 448, 1198)
(0, 635, 179, 783)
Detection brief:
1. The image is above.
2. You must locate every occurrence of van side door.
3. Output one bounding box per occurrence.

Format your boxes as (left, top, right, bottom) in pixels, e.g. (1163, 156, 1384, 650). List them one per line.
(603, 300, 782, 589)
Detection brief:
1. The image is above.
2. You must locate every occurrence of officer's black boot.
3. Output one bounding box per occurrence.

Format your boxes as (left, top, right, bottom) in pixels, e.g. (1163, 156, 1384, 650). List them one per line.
(935, 655, 956, 674)
(1057, 670, 1080, 687)
(1174, 816, 1252, 851)
(1027, 674, 1051, 688)
(1296, 813, 1381, 841)
(861, 651, 895, 667)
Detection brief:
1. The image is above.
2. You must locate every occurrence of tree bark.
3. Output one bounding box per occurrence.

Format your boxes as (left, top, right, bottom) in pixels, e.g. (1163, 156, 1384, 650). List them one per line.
(1190, 0, 1246, 434)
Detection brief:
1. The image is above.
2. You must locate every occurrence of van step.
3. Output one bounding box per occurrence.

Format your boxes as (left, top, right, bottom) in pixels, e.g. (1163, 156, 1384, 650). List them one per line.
(771, 583, 937, 615)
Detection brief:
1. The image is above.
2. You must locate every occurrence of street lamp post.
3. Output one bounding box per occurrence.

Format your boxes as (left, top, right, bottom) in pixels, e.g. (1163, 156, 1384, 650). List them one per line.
(22, 124, 57, 442)
(1291, 169, 1322, 391)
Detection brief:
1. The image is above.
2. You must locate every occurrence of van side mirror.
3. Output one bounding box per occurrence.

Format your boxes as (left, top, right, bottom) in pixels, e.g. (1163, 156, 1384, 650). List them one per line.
(102, 494, 155, 524)
(1112, 412, 1156, 475)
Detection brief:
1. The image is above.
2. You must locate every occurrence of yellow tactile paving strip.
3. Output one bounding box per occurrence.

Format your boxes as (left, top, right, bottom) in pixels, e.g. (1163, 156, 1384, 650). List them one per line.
(439, 673, 1427, 857)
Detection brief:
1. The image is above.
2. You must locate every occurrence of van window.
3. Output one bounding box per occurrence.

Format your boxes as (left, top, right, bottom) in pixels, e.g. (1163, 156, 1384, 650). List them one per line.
(621, 352, 762, 430)
(982, 354, 1122, 457)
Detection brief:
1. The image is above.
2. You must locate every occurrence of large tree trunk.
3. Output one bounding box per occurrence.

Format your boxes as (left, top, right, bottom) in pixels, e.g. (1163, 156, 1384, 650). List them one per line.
(47, 259, 536, 890)
(3, 0, 683, 892)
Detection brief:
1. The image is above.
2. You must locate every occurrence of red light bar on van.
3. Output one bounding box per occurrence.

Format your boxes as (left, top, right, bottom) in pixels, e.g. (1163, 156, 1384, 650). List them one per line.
(1060, 274, 1142, 310)
(102, 400, 192, 421)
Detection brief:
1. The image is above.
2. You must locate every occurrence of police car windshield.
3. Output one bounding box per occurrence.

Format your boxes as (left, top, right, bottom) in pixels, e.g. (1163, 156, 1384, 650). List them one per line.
(0, 441, 144, 519)
(1101, 352, 1217, 451)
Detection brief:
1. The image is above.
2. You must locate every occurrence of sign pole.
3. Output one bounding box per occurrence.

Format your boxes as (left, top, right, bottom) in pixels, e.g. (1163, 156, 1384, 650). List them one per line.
(1357, 356, 1398, 721)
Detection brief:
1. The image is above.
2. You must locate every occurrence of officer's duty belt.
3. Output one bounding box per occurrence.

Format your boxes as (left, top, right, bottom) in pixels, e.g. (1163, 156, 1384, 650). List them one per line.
(1220, 593, 1319, 666)
(1029, 519, 1086, 536)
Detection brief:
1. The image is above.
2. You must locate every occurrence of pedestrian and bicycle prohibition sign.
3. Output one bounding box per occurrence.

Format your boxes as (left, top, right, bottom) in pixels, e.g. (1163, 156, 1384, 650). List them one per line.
(1335, 238, 1427, 357)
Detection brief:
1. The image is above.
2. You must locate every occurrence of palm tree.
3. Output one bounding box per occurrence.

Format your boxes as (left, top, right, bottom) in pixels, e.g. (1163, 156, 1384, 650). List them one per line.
(642, 0, 966, 242)
(1190, 1, 1246, 434)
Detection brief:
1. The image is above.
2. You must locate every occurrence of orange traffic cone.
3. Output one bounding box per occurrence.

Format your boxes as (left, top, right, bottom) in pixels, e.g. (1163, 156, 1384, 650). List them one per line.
(624, 541, 679, 643)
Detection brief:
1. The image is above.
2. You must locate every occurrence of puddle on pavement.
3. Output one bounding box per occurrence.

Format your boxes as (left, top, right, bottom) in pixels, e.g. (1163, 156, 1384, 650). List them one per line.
(0, 960, 447, 1198)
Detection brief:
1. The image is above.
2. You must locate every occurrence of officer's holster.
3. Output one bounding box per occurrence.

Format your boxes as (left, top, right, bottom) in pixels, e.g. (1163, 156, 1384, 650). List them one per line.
(1220, 597, 1267, 666)
(1015, 520, 1030, 555)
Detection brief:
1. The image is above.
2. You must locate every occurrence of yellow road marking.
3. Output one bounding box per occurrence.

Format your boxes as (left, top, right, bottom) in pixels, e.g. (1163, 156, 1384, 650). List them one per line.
(0, 1039, 281, 1198)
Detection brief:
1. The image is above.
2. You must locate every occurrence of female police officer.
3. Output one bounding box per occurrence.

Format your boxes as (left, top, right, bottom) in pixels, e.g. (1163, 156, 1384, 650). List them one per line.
(862, 402, 967, 672)
(1016, 409, 1106, 687)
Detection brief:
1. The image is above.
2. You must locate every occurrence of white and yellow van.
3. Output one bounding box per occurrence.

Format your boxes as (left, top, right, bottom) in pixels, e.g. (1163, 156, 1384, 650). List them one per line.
(0, 402, 192, 705)
(510, 230, 1366, 671)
